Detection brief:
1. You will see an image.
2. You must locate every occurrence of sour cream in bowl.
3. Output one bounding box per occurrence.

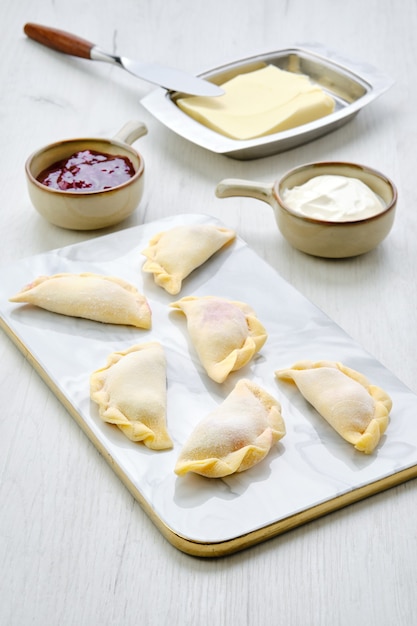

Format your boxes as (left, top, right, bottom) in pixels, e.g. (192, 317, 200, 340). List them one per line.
(216, 161, 397, 258)
(281, 173, 385, 222)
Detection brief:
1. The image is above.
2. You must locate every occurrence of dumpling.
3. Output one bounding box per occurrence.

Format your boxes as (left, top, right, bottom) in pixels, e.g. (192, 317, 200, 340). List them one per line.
(9, 272, 151, 328)
(275, 360, 392, 454)
(170, 295, 267, 383)
(175, 379, 285, 477)
(142, 224, 236, 295)
(90, 342, 172, 450)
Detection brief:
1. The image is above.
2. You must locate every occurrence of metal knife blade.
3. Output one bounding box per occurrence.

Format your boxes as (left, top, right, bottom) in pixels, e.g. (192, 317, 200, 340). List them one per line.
(93, 49, 224, 97)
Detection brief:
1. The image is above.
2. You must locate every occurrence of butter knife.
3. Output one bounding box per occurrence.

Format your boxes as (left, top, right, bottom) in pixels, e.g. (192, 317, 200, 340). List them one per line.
(24, 23, 224, 97)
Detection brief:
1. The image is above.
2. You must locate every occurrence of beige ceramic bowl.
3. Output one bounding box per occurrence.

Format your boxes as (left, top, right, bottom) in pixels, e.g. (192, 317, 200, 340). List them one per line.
(25, 120, 148, 230)
(216, 161, 397, 258)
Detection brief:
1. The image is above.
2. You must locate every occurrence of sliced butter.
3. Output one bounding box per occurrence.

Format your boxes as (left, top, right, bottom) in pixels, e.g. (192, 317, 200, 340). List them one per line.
(176, 65, 335, 141)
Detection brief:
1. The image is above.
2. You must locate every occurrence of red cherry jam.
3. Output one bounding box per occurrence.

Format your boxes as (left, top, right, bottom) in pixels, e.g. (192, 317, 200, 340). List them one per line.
(36, 149, 136, 192)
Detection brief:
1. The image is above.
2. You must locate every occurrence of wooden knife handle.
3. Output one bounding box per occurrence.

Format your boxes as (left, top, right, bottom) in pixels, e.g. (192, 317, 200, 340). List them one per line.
(24, 23, 94, 59)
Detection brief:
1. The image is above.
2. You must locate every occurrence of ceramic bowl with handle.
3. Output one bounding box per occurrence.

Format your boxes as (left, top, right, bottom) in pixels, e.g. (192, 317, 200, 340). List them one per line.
(25, 120, 147, 230)
(216, 161, 397, 258)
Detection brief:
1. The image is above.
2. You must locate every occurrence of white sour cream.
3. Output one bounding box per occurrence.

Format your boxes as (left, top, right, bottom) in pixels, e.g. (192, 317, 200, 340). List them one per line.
(282, 174, 385, 221)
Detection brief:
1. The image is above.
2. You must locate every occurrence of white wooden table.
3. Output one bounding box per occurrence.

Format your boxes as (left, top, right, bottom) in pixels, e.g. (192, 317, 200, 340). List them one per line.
(1, 1, 416, 624)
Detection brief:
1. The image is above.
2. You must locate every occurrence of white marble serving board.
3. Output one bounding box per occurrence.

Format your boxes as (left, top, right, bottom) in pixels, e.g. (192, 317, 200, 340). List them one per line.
(0, 214, 416, 556)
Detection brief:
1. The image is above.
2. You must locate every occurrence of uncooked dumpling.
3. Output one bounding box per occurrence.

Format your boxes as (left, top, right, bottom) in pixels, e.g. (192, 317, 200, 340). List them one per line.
(9, 272, 151, 328)
(175, 379, 285, 477)
(275, 360, 392, 454)
(90, 342, 172, 450)
(170, 295, 267, 383)
(142, 224, 236, 295)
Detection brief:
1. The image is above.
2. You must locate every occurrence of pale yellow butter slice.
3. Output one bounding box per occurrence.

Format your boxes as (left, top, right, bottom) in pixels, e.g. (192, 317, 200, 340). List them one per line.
(176, 65, 335, 140)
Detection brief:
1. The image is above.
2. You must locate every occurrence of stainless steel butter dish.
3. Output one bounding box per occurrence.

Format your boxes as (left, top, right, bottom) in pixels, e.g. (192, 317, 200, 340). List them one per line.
(141, 44, 393, 160)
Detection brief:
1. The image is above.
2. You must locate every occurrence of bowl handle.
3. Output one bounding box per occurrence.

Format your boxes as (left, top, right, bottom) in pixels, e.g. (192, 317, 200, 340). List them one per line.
(215, 178, 275, 207)
(113, 120, 148, 145)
